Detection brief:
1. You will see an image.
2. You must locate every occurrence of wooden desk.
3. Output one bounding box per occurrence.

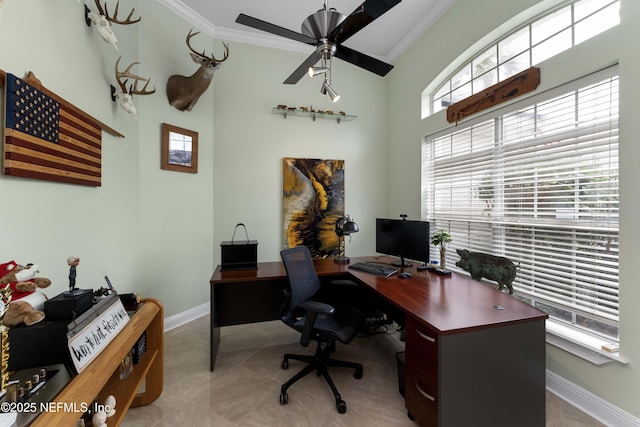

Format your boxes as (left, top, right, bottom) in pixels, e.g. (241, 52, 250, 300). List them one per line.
(210, 258, 547, 427)
(209, 258, 352, 371)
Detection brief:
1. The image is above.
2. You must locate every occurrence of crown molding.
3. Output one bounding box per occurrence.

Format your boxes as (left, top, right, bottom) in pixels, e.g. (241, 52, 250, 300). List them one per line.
(213, 26, 314, 56)
(156, 0, 313, 55)
(156, 0, 216, 36)
(386, 0, 455, 63)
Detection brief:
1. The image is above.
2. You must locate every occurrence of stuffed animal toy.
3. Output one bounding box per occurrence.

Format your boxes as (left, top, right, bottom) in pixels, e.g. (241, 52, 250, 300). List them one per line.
(0, 261, 51, 327)
(92, 395, 116, 427)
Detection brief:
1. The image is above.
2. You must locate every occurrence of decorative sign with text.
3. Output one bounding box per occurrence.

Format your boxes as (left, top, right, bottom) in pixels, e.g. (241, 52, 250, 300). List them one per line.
(67, 299, 130, 373)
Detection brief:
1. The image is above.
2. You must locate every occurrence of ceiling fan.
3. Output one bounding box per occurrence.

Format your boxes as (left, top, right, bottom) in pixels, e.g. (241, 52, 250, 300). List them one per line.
(236, 0, 402, 101)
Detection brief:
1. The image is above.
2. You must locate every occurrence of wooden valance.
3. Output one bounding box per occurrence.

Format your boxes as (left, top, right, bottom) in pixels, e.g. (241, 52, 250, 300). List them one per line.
(446, 67, 541, 124)
(1, 70, 123, 187)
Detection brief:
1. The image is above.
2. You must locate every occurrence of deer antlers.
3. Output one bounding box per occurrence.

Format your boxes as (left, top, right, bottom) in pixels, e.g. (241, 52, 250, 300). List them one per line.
(85, 0, 141, 51)
(115, 56, 155, 96)
(186, 29, 229, 64)
(94, 0, 140, 25)
(166, 29, 231, 112)
(112, 56, 155, 119)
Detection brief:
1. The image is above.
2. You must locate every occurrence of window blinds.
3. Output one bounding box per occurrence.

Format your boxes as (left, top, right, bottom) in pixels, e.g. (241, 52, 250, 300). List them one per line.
(424, 66, 619, 336)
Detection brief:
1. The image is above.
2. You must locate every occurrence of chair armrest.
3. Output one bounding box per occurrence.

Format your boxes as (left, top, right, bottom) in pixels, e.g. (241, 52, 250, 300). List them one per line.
(329, 279, 359, 287)
(298, 301, 335, 347)
(300, 300, 335, 315)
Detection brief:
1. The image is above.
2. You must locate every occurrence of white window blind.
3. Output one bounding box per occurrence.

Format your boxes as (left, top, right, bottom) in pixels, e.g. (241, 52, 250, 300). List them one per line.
(423, 66, 619, 340)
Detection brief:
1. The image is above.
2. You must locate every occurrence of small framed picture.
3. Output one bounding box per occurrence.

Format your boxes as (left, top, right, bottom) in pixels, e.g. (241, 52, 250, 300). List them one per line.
(161, 123, 198, 173)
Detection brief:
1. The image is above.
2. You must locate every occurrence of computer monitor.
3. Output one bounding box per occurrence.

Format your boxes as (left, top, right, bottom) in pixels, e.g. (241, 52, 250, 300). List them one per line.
(375, 218, 430, 267)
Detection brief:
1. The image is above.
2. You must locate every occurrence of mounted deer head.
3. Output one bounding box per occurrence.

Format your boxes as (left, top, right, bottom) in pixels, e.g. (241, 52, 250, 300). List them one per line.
(166, 29, 229, 112)
(85, 0, 141, 51)
(113, 56, 156, 119)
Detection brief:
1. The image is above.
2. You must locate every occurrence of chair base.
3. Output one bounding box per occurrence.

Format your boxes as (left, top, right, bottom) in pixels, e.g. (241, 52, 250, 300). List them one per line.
(280, 342, 363, 414)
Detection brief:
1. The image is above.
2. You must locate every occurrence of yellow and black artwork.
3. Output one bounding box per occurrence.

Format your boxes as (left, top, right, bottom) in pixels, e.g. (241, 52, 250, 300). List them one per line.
(283, 157, 344, 258)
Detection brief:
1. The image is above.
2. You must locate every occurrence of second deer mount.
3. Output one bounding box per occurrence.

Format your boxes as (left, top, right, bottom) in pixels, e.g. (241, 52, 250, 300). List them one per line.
(272, 105, 356, 123)
(110, 56, 155, 120)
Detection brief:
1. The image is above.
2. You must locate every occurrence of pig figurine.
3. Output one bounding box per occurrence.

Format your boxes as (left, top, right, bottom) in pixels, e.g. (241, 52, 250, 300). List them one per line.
(455, 249, 517, 294)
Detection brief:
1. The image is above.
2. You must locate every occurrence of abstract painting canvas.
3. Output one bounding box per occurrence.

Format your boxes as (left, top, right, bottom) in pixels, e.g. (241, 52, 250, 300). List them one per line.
(283, 157, 344, 258)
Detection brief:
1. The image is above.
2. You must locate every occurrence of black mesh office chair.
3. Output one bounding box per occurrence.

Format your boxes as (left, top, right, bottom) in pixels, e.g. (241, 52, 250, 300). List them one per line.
(279, 246, 364, 414)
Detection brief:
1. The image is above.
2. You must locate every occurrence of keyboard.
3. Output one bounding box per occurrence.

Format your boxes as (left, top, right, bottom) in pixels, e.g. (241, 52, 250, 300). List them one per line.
(348, 262, 398, 278)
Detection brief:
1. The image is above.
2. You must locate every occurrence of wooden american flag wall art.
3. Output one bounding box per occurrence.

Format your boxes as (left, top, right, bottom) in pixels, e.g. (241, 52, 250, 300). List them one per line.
(0, 70, 123, 186)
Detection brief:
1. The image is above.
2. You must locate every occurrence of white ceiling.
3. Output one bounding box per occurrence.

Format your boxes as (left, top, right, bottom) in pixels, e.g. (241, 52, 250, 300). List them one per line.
(160, 0, 456, 63)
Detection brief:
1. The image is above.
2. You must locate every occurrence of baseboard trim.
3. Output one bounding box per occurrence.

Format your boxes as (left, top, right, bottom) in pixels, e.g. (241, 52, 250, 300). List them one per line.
(164, 302, 210, 331)
(546, 370, 640, 426)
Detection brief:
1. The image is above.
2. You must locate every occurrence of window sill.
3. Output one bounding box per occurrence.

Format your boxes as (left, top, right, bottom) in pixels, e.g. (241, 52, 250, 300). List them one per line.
(546, 319, 626, 366)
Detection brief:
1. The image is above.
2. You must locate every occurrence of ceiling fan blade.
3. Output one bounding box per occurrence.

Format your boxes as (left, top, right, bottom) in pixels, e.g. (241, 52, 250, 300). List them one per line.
(283, 50, 322, 84)
(330, 0, 402, 44)
(236, 14, 317, 45)
(334, 45, 394, 77)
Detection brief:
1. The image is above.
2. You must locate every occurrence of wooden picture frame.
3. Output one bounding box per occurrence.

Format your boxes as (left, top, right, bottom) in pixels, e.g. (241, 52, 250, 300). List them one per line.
(161, 123, 198, 173)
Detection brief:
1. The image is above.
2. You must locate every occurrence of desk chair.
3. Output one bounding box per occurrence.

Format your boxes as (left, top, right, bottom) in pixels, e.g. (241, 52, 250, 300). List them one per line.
(279, 246, 363, 414)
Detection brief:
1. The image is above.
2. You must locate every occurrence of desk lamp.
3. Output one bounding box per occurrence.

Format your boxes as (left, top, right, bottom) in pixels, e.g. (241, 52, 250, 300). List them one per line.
(334, 214, 358, 264)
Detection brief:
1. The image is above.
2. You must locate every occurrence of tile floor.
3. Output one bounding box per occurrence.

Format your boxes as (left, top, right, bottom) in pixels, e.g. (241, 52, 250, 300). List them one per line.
(122, 316, 605, 426)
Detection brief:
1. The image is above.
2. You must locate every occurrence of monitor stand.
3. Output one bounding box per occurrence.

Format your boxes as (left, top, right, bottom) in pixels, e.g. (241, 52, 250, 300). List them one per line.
(391, 256, 413, 267)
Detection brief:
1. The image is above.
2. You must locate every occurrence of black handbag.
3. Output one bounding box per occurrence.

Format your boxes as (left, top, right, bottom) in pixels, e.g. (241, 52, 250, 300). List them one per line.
(220, 223, 258, 271)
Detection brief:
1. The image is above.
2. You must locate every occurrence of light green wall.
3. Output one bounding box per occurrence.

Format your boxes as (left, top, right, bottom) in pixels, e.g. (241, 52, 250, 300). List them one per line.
(388, 0, 640, 418)
(0, 0, 389, 317)
(134, 1, 216, 316)
(211, 42, 391, 264)
(0, 0, 141, 297)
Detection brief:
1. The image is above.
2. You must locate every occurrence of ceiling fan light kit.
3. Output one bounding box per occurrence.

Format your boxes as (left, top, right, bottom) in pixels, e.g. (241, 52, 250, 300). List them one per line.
(308, 66, 330, 77)
(236, 0, 402, 101)
(322, 79, 341, 103)
(320, 79, 328, 95)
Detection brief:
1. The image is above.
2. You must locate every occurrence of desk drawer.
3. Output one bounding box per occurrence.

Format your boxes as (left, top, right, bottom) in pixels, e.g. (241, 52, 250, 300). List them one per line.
(405, 371, 438, 426)
(405, 317, 438, 397)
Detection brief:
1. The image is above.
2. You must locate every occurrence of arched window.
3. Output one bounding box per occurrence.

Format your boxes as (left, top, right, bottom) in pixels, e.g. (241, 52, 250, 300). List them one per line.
(422, 0, 620, 119)
(424, 67, 620, 360)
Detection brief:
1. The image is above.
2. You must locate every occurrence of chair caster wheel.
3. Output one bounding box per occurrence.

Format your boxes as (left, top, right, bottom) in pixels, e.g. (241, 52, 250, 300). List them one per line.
(281, 359, 288, 369)
(336, 400, 347, 414)
(280, 392, 289, 405)
(354, 367, 363, 379)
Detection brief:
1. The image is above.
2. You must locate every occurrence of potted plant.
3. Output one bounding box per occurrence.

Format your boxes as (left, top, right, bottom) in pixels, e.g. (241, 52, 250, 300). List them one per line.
(431, 230, 452, 270)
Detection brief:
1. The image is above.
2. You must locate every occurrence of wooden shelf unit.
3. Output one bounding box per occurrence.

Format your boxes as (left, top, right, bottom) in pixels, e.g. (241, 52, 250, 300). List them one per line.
(31, 298, 164, 427)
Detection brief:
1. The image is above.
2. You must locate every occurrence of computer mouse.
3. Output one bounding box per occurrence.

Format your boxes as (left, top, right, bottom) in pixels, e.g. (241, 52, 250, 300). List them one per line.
(398, 272, 412, 279)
